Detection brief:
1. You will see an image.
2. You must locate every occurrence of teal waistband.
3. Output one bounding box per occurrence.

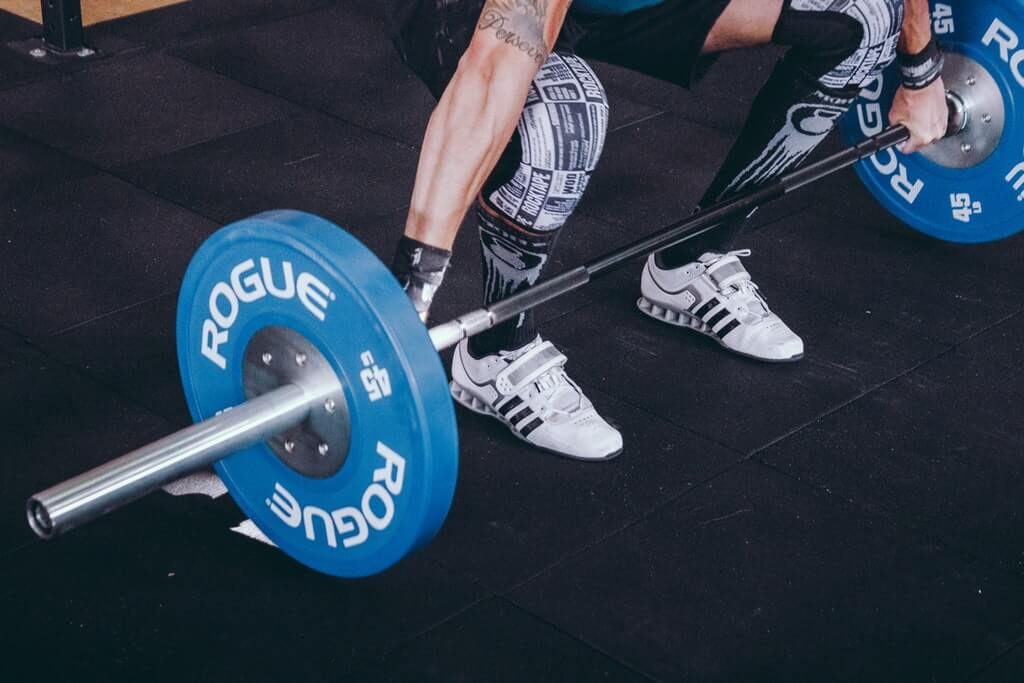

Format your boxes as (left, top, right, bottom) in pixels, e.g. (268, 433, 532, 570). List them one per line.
(571, 0, 665, 15)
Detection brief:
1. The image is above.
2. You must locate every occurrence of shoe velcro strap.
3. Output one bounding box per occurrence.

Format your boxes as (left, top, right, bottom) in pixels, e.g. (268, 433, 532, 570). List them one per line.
(495, 342, 566, 396)
(705, 256, 750, 290)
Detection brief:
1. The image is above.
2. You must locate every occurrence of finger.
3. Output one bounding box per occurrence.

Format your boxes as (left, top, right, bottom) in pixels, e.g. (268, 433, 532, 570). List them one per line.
(901, 135, 926, 155)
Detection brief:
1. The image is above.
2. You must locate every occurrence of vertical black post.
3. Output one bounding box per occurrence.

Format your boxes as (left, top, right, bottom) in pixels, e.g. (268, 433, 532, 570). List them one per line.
(41, 0, 85, 53)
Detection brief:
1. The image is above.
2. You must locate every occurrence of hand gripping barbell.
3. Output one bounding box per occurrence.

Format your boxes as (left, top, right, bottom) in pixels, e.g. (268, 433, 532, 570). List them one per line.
(27, 16, 1023, 576)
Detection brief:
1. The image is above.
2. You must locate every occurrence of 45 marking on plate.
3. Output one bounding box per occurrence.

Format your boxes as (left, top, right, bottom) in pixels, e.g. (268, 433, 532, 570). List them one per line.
(950, 193, 983, 223)
(360, 351, 392, 402)
(1007, 158, 1024, 202)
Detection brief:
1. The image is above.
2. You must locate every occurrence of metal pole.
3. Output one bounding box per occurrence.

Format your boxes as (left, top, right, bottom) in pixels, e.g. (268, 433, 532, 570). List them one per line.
(27, 383, 315, 539)
(40, 0, 85, 53)
(430, 124, 911, 352)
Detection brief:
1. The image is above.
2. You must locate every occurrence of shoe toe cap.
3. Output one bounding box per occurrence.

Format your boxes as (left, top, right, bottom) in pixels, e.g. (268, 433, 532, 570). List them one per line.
(536, 414, 623, 461)
(737, 320, 803, 361)
(764, 332, 804, 360)
(570, 416, 624, 460)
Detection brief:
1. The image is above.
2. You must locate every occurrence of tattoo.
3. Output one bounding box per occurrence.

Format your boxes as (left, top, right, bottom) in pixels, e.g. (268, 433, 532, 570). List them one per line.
(477, 0, 551, 66)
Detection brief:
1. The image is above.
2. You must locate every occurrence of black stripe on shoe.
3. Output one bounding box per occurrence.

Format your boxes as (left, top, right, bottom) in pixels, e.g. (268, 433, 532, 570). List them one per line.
(497, 395, 524, 416)
(716, 318, 741, 339)
(694, 298, 719, 317)
(519, 417, 544, 438)
(706, 308, 730, 328)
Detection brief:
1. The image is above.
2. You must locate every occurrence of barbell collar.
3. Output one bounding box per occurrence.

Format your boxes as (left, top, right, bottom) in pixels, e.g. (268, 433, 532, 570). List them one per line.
(27, 382, 319, 539)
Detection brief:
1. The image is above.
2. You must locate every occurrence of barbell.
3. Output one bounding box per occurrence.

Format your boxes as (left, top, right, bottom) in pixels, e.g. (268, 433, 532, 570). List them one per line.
(26, 2, 1024, 577)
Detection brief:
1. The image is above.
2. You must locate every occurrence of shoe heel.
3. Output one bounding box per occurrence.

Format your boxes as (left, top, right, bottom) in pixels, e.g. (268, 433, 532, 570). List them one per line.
(450, 382, 499, 417)
(638, 297, 709, 333)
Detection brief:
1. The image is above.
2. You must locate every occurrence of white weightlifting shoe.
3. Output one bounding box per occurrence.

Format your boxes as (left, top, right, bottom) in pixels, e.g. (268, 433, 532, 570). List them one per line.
(450, 336, 623, 461)
(639, 249, 804, 362)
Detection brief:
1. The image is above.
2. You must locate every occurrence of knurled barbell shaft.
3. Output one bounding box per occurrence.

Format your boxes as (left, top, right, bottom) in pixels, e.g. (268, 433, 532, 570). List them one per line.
(429, 124, 912, 351)
(27, 382, 318, 539)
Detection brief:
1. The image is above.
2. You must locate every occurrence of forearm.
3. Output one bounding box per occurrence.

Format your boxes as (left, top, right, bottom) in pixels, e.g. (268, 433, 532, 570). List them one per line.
(404, 59, 532, 250)
(899, 0, 933, 54)
(403, 0, 568, 251)
(889, 0, 947, 153)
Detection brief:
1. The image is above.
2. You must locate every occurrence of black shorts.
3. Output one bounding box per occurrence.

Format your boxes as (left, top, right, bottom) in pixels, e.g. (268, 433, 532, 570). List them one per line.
(388, 0, 733, 99)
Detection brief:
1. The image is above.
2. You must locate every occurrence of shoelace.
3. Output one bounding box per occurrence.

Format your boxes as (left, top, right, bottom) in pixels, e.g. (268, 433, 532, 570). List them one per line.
(499, 344, 581, 414)
(533, 366, 582, 413)
(708, 249, 771, 318)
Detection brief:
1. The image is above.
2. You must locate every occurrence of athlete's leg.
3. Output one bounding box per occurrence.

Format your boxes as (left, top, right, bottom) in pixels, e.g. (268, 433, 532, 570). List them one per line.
(447, 53, 620, 460)
(469, 52, 610, 357)
(657, 0, 905, 267)
(701, 0, 784, 53)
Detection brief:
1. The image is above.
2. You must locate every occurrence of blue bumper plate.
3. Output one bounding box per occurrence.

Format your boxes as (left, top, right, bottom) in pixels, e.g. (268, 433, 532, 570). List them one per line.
(841, 0, 1024, 243)
(176, 210, 458, 577)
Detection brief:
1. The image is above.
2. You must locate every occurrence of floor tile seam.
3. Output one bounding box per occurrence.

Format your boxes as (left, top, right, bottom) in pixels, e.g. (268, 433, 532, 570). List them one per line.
(755, 456, 1024, 587)
(0, 537, 38, 563)
(112, 51, 310, 156)
(20, 323, 183, 424)
(2, 91, 298, 191)
(889, 306, 1024, 373)
(587, 91, 744, 137)
(535, 298, 600, 328)
(944, 308, 1024, 375)
(491, 593, 660, 682)
(725, 245, 1022, 350)
(162, 48, 426, 152)
(809, 289, 1012, 350)
(586, 383, 747, 456)
(571, 208, 649, 240)
(0, 164, 104, 207)
(608, 109, 667, 134)
(745, 343, 960, 459)
(39, 289, 177, 339)
(966, 635, 1024, 682)
(101, 0, 342, 53)
(598, 90, 745, 137)
(500, 456, 750, 596)
(375, 594, 493, 658)
(101, 150, 265, 225)
(892, 285, 1019, 345)
(0, 322, 29, 343)
(423, 555, 500, 596)
(663, 110, 745, 137)
(752, 455, 963, 548)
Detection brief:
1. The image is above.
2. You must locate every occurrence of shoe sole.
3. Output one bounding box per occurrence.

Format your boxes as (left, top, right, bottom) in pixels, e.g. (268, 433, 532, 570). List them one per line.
(637, 296, 803, 364)
(449, 381, 622, 462)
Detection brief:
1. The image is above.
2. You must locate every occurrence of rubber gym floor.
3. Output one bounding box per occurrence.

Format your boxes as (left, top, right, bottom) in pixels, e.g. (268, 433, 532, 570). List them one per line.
(2, 1, 1024, 681)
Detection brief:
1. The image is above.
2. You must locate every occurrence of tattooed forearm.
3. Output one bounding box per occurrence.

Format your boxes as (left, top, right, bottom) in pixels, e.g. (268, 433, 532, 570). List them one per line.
(477, 0, 551, 66)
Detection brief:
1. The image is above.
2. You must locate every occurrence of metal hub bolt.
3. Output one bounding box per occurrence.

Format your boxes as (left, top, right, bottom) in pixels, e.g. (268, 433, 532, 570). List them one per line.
(243, 327, 350, 479)
(921, 54, 1005, 170)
